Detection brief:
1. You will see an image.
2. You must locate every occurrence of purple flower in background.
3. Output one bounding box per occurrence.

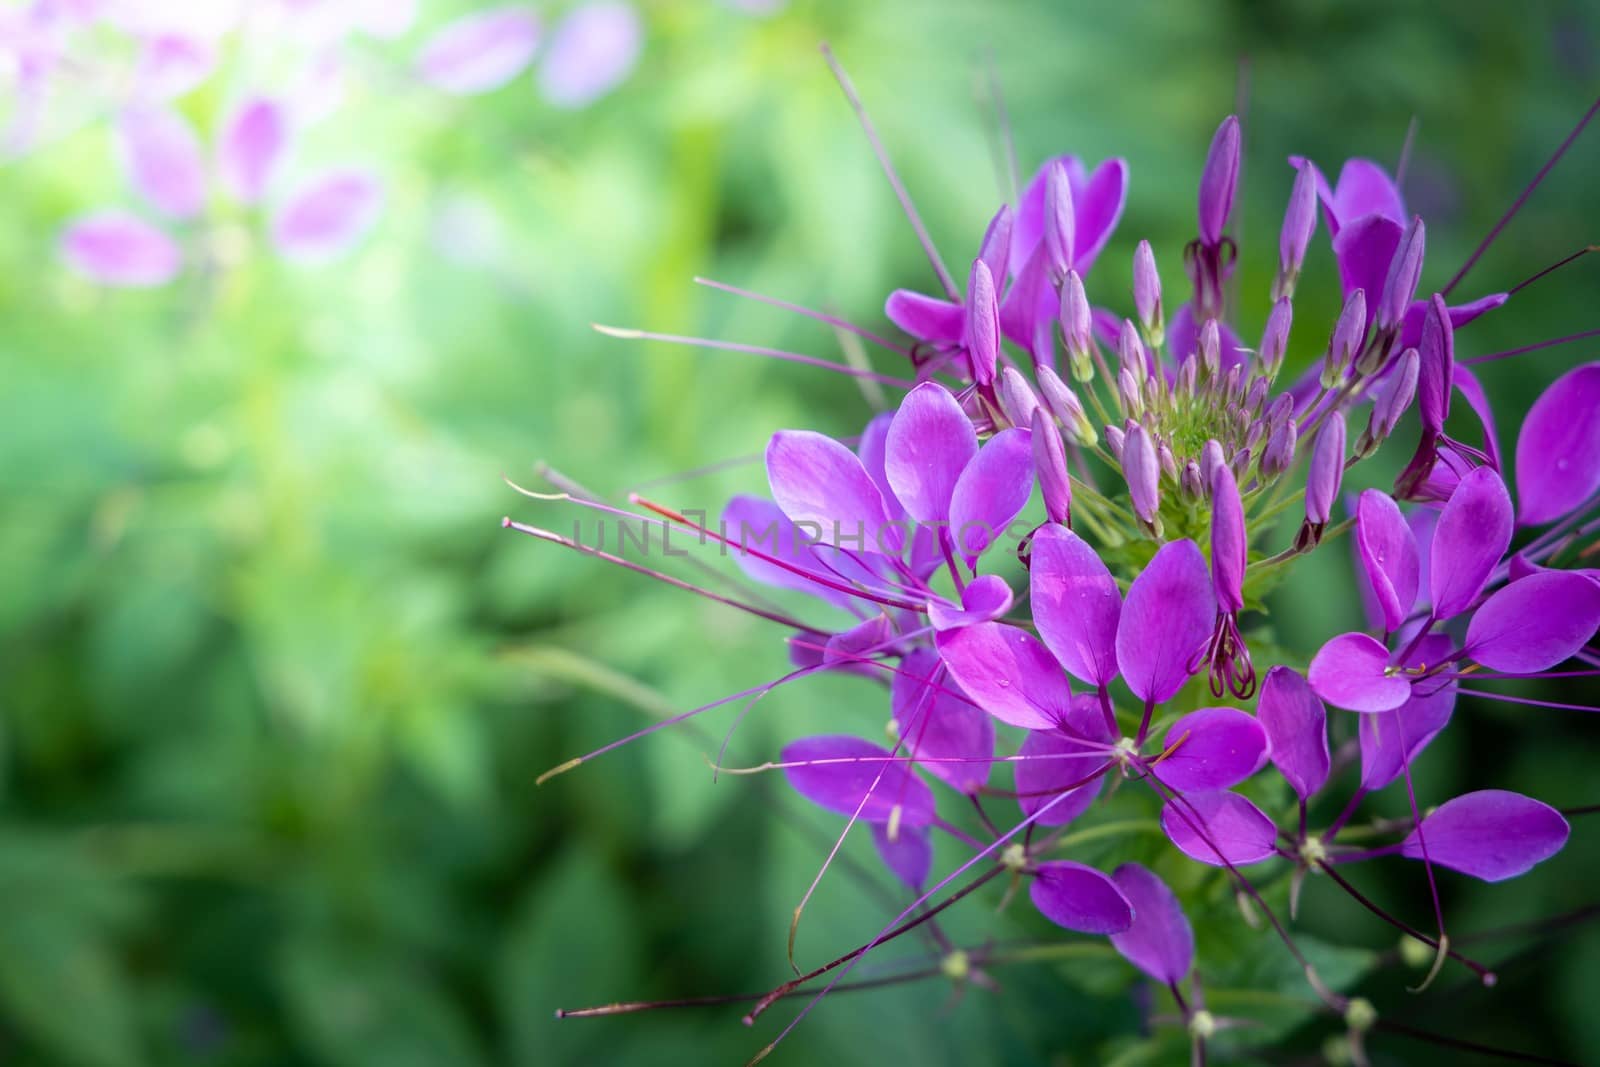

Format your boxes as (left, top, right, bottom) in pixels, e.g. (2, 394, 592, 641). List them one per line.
(539, 2, 642, 108)
(417, 6, 541, 95)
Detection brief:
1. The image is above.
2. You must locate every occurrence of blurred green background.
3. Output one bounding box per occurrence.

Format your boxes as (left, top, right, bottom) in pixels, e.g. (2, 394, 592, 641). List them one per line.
(3, 0, 1599, 1063)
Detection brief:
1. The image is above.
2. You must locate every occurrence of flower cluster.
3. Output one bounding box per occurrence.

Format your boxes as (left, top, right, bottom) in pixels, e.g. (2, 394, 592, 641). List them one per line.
(5, 1, 645, 286)
(513, 54, 1600, 1064)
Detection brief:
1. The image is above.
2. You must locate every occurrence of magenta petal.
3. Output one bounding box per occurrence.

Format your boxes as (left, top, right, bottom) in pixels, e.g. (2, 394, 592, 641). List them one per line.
(1355, 489, 1420, 633)
(1332, 159, 1406, 225)
(1014, 716, 1106, 826)
(1465, 571, 1600, 673)
(1154, 706, 1269, 793)
(272, 170, 383, 264)
(1308, 632, 1410, 713)
(1108, 864, 1194, 984)
(927, 574, 1013, 631)
(1400, 790, 1569, 882)
(116, 105, 206, 220)
(948, 428, 1033, 567)
(537, 1, 642, 108)
(1160, 791, 1278, 867)
(854, 410, 904, 519)
(1115, 540, 1215, 704)
(823, 615, 892, 669)
(59, 211, 181, 287)
(719, 496, 852, 610)
(1070, 158, 1128, 275)
(871, 822, 932, 888)
(891, 649, 994, 794)
(885, 382, 978, 524)
(1359, 635, 1457, 791)
(1257, 666, 1330, 799)
(1331, 213, 1403, 305)
(1430, 466, 1513, 618)
(1516, 363, 1600, 526)
(416, 6, 540, 94)
(936, 622, 1069, 731)
(1028, 861, 1133, 935)
(1397, 292, 1508, 350)
(884, 290, 963, 344)
(216, 96, 289, 204)
(767, 430, 898, 555)
(1030, 525, 1122, 688)
(781, 735, 934, 826)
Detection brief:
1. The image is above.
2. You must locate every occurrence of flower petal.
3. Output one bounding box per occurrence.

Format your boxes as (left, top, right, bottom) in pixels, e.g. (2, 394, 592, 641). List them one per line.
(1029, 525, 1121, 687)
(1331, 213, 1402, 305)
(59, 211, 181, 287)
(216, 96, 290, 204)
(884, 290, 963, 344)
(1161, 791, 1278, 867)
(1464, 571, 1600, 673)
(1400, 790, 1569, 882)
(1257, 666, 1330, 799)
(416, 6, 540, 94)
(271, 170, 384, 263)
(116, 105, 206, 220)
(1014, 704, 1109, 826)
(1154, 706, 1269, 793)
(1308, 632, 1410, 713)
(1355, 489, 1419, 633)
(1359, 638, 1456, 791)
(1028, 861, 1133, 935)
(927, 574, 1013, 631)
(871, 822, 931, 888)
(891, 649, 994, 794)
(885, 382, 977, 524)
(935, 622, 1069, 731)
(766, 430, 898, 555)
(1109, 863, 1194, 984)
(1515, 363, 1600, 526)
(948, 428, 1033, 567)
(719, 495, 854, 609)
(1115, 539, 1214, 704)
(781, 735, 934, 826)
(1332, 159, 1405, 225)
(537, 1, 642, 109)
(1430, 466, 1513, 618)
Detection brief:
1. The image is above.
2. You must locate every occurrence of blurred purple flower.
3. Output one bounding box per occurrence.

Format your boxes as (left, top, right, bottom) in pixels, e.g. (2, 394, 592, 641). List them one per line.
(538, 2, 642, 109)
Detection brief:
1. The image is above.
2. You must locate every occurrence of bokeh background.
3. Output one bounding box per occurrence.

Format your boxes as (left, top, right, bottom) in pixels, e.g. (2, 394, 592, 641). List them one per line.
(3, 0, 1598, 1064)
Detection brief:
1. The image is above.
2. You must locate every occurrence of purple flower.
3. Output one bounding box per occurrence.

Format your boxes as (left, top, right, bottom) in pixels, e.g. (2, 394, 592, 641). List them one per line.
(416, 6, 541, 95)
(1515, 362, 1600, 525)
(538, 2, 642, 109)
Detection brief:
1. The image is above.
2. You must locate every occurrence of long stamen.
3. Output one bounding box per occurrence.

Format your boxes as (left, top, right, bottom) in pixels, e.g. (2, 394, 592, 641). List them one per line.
(1461, 326, 1600, 367)
(1455, 688, 1600, 713)
(820, 44, 960, 302)
(1389, 712, 1451, 992)
(1313, 862, 1496, 984)
(593, 324, 919, 387)
(1506, 244, 1597, 296)
(1442, 94, 1600, 297)
(693, 276, 912, 356)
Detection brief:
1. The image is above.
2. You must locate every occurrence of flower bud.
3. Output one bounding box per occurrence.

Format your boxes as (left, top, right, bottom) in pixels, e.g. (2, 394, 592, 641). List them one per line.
(1262, 417, 1297, 477)
(1118, 366, 1145, 419)
(1321, 288, 1366, 388)
(965, 258, 1000, 387)
(1223, 363, 1244, 404)
(1181, 459, 1205, 500)
(1058, 270, 1094, 382)
(1043, 160, 1076, 277)
(1211, 462, 1247, 613)
(1031, 409, 1072, 526)
(1276, 162, 1319, 298)
(1230, 446, 1253, 478)
(1305, 411, 1346, 525)
(1245, 376, 1270, 417)
(1417, 294, 1454, 433)
(1200, 438, 1227, 489)
(978, 203, 1013, 284)
(1259, 296, 1293, 379)
(1122, 423, 1161, 526)
(1199, 318, 1222, 379)
(1133, 239, 1164, 345)
(997, 366, 1040, 428)
(1198, 115, 1241, 245)
(1359, 346, 1419, 456)
(1118, 318, 1148, 380)
(1377, 215, 1425, 332)
(1266, 392, 1295, 430)
(1177, 352, 1199, 397)
(1037, 364, 1097, 446)
(1104, 423, 1126, 462)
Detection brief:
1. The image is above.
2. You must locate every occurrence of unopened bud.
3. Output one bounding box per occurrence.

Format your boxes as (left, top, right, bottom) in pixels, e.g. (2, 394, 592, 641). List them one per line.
(1259, 296, 1293, 379)
(1305, 411, 1346, 525)
(1198, 115, 1241, 245)
(1199, 318, 1221, 379)
(1377, 216, 1425, 332)
(1359, 347, 1420, 456)
(1322, 289, 1367, 388)
(1104, 423, 1126, 461)
(978, 203, 1014, 284)
(1037, 365, 1097, 446)
(1043, 160, 1076, 277)
(998, 366, 1041, 428)
(1158, 440, 1178, 481)
(1122, 423, 1161, 526)
(1181, 459, 1205, 499)
(1058, 270, 1095, 382)
(1262, 417, 1297, 477)
(1118, 366, 1145, 419)
(1118, 318, 1148, 380)
(1276, 161, 1319, 299)
(965, 259, 1000, 387)
(1200, 438, 1227, 489)
(1031, 409, 1072, 526)
(1133, 239, 1164, 346)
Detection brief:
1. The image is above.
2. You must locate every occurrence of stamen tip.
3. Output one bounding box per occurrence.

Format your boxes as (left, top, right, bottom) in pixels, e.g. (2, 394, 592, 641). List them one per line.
(501, 516, 512, 528)
(536, 757, 583, 786)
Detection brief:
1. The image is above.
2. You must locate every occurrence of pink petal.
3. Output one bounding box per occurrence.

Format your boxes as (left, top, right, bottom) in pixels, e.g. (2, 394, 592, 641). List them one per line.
(1028, 861, 1133, 935)
(216, 96, 289, 204)
(416, 6, 540, 95)
(59, 211, 181, 286)
(926, 574, 1013, 632)
(1400, 790, 1569, 882)
(1109, 863, 1194, 984)
(116, 105, 206, 220)
(1430, 466, 1513, 618)
(891, 648, 994, 794)
(1257, 666, 1329, 799)
(948, 428, 1033, 567)
(1308, 632, 1410, 713)
(1358, 634, 1457, 791)
(1464, 571, 1600, 673)
(1013, 699, 1109, 826)
(884, 382, 977, 524)
(781, 735, 935, 826)
(871, 823, 931, 888)
(1115, 539, 1215, 704)
(884, 290, 963, 345)
(935, 622, 1069, 731)
(537, 1, 642, 109)
(1161, 791, 1279, 867)
(271, 169, 383, 263)
(766, 429, 899, 555)
(1355, 489, 1419, 633)
(1154, 706, 1269, 793)
(1515, 363, 1600, 526)
(1030, 525, 1122, 688)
